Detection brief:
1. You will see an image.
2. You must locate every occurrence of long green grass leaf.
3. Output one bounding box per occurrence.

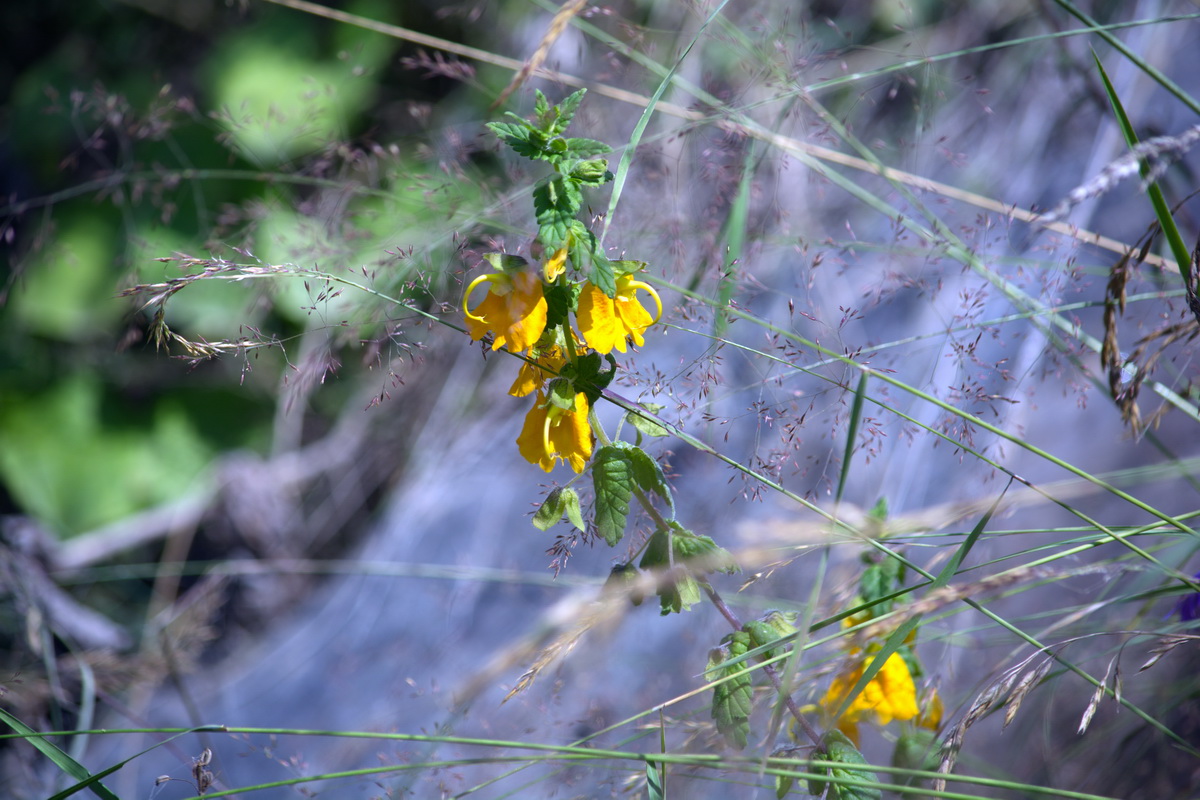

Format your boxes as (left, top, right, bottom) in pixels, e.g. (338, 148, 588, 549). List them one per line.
(0, 707, 120, 800)
(1092, 51, 1192, 279)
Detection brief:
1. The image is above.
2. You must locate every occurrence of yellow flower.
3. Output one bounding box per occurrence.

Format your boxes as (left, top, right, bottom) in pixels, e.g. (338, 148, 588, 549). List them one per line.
(821, 652, 919, 743)
(517, 390, 594, 473)
(576, 272, 662, 354)
(463, 269, 548, 353)
(508, 344, 570, 398)
(543, 247, 568, 282)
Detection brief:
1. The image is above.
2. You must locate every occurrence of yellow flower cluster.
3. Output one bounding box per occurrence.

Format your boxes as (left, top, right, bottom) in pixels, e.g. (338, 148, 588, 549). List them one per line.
(820, 650, 942, 744)
(463, 250, 661, 473)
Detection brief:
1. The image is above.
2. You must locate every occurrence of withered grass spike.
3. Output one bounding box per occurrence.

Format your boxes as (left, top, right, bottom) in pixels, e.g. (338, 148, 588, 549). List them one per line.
(1002, 655, 1055, 729)
(1139, 634, 1192, 673)
(492, 0, 589, 111)
(1040, 123, 1200, 223)
(1077, 655, 1118, 735)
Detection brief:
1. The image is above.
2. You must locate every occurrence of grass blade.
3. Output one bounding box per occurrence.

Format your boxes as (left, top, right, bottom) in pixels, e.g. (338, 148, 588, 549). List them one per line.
(0, 706, 120, 800)
(1092, 50, 1192, 279)
(601, 0, 730, 245)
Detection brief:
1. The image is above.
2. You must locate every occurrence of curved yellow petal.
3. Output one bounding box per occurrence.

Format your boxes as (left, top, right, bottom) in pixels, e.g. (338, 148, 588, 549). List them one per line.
(500, 271, 548, 352)
(508, 358, 545, 397)
(517, 394, 555, 472)
(624, 278, 662, 324)
(577, 282, 626, 353)
(549, 393, 593, 473)
(463, 273, 497, 324)
(544, 247, 568, 282)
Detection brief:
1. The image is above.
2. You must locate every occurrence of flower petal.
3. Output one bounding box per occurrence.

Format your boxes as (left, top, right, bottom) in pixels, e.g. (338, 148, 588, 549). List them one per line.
(578, 282, 626, 353)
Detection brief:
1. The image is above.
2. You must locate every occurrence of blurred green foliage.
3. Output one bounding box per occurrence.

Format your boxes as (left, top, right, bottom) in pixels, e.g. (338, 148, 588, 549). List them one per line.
(0, 0, 478, 538)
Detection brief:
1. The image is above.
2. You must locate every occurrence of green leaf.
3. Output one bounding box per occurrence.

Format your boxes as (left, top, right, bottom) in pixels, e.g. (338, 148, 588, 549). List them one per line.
(569, 158, 613, 186)
(823, 730, 883, 800)
(625, 403, 669, 440)
(858, 564, 890, 611)
(564, 138, 612, 159)
(588, 250, 617, 298)
(561, 487, 585, 532)
(534, 89, 550, 121)
(532, 487, 585, 532)
(538, 221, 571, 252)
(592, 445, 635, 546)
(708, 636, 753, 750)
(763, 610, 799, 638)
(546, 377, 576, 410)
(487, 122, 551, 161)
(743, 619, 785, 660)
(551, 88, 587, 135)
(672, 525, 737, 574)
(646, 759, 665, 800)
(892, 728, 941, 796)
(626, 444, 673, 511)
(560, 350, 616, 406)
(638, 526, 703, 614)
(807, 763, 830, 798)
(543, 278, 580, 330)
(610, 259, 648, 276)
(604, 563, 644, 606)
(775, 773, 795, 800)
(534, 176, 583, 249)
(482, 252, 529, 272)
(639, 527, 670, 570)
(670, 572, 702, 613)
(1094, 52, 1191, 281)
(0, 707, 121, 800)
(487, 120, 531, 141)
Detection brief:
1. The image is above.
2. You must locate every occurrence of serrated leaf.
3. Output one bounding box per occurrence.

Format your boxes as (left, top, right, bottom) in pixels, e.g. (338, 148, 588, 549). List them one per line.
(543, 278, 580, 330)
(592, 445, 634, 546)
(626, 404, 669, 439)
(560, 350, 616, 406)
(564, 137, 612, 158)
(538, 221, 571, 252)
(823, 730, 882, 800)
(626, 445, 672, 509)
(532, 488, 566, 531)
(672, 526, 738, 574)
(807, 764, 830, 799)
(610, 259, 648, 276)
(546, 377, 575, 410)
(588, 252, 617, 298)
(534, 177, 582, 241)
(859, 564, 890, 608)
(673, 573, 702, 612)
(534, 89, 550, 121)
(639, 527, 670, 570)
(532, 487, 584, 532)
(482, 252, 529, 272)
(551, 88, 587, 135)
(708, 641, 753, 750)
(561, 487, 585, 532)
(763, 610, 799, 638)
(743, 620, 783, 660)
(486, 121, 532, 142)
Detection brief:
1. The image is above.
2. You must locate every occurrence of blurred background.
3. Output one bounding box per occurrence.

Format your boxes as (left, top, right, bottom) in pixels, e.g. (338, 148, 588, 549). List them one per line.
(3, 1, 1200, 798)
